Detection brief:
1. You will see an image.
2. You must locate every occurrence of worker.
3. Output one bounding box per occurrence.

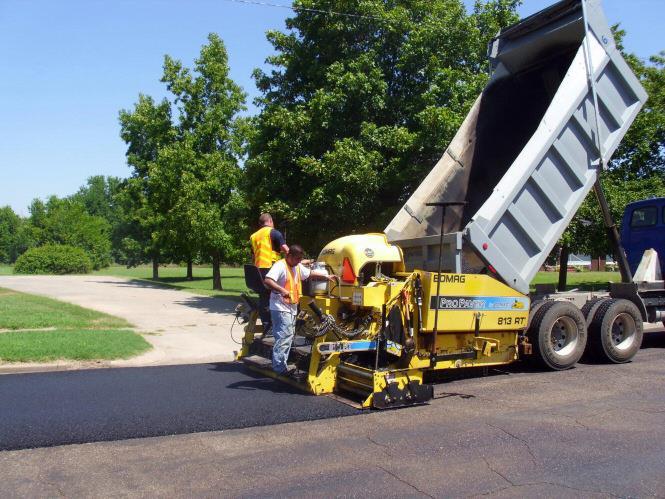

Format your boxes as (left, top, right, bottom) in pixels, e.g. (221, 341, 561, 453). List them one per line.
(249, 213, 289, 334)
(264, 244, 336, 375)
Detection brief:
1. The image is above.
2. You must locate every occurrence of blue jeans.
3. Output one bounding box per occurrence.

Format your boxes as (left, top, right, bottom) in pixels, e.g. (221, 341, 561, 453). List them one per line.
(270, 310, 296, 374)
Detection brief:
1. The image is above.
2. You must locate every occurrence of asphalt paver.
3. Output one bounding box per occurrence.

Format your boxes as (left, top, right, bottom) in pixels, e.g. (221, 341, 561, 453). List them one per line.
(0, 363, 359, 451)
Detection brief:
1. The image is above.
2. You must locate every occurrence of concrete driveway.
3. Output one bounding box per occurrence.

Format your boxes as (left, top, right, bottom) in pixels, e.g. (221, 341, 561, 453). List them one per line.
(0, 275, 242, 371)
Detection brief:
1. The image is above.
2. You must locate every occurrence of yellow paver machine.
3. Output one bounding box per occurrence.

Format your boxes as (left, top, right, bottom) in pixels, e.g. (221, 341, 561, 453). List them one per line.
(239, 233, 530, 408)
(237, 0, 652, 408)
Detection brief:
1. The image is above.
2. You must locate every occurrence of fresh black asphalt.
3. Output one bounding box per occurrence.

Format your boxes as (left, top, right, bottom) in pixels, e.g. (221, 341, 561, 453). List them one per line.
(0, 363, 359, 451)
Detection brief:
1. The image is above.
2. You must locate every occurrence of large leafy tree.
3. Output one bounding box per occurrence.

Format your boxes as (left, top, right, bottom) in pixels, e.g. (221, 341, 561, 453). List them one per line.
(245, 0, 520, 250)
(119, 95, 176, 278)
(157, 33, 247, 289)
(0, 206, 32, 264)
(119, 34, 246, 289)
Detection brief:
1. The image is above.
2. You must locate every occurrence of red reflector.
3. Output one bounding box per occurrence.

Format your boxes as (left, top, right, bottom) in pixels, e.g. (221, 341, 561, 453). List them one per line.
(488, 265, 496, 274)
(341, 257, 356, 283)
(482, 243, 488, 250)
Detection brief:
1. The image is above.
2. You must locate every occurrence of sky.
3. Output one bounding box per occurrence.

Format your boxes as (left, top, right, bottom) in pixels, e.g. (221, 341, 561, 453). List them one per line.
(1, 0, 663, 216)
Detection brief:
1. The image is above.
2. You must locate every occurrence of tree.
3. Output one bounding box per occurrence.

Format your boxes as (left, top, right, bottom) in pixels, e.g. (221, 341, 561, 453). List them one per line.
(119, 95, 176, 278)
(28, 196, 112, 270)
(71, 176, 126, 262)
(156, 33, 247, 289)
(119, 34, 247, 289)
(245, 0, 520, 250)
(611, 28, 664, 179)
(0, 206, 25, 264)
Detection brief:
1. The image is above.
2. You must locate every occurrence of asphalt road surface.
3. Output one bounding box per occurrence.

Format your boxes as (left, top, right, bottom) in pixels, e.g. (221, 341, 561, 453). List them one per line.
(3, 329, 665, 497)
(0, 363, 357, 451)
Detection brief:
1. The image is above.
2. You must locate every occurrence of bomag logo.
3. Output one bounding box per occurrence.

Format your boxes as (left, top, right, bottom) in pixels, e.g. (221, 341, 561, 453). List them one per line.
(512, 300, 525, 309)
(434, 274, 465, 284)
(320, 248, 335, 256)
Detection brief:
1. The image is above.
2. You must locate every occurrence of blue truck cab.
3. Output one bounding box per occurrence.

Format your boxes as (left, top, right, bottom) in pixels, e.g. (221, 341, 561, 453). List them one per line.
(621, 197, 665, 275)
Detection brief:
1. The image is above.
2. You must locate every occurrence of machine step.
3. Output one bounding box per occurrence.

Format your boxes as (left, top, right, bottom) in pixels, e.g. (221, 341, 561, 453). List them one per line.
(241, 354, 273, 370)
(241, 355, 307, 382)
(260, 336, 310, 348)
(294, 345, 312, 356)
(258, 336, 312, 359)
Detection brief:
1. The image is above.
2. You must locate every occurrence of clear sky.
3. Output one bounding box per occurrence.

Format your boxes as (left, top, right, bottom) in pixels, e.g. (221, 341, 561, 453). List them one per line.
(1, 0, 663, 216)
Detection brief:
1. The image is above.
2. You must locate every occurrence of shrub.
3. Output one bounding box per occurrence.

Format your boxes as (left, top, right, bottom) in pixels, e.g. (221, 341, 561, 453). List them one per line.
(14, 244, 92, 275)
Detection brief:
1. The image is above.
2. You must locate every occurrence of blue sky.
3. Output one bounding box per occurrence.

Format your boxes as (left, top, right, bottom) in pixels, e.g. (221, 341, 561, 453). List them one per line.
(1, 0, 663, 216)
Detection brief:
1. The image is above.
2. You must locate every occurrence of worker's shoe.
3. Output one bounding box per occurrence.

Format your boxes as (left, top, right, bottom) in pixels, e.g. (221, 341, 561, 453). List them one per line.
(276, 366, 297, 378)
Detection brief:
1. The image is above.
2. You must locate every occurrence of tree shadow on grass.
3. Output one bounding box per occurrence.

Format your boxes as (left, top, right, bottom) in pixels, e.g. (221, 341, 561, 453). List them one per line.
(152, 276, 212, 284)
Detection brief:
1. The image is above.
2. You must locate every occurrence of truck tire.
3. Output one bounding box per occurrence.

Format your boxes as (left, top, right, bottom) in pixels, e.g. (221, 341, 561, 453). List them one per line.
(527, 300, 587, 370)
(526, 300, 549, 330)
(587, 299, 643, 363)
(580, 297, 610, 327)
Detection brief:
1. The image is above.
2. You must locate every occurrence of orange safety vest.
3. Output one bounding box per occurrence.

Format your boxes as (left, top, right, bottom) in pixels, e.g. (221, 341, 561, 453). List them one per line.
(250, 226, 280, 268)
(282, 259, 302, 305)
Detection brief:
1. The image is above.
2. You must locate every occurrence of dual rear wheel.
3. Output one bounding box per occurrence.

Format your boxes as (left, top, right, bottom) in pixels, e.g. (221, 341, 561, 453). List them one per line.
(527, 298, 643, 370)
(586, 298, 643, 363)
(528, 301, 587, 370)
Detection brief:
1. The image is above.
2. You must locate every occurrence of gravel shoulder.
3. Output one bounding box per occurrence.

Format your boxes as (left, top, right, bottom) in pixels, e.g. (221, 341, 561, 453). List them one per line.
(0, 276, 242, 372)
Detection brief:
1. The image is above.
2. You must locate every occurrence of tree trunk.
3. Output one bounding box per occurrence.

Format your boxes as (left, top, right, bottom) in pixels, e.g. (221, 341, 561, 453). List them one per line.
(187, 257, 193, 281)
(557, 244, 569, 292)
(152, 254, 159, 280)
(590, 256, 606, 272)
(212, 251, 222, 291)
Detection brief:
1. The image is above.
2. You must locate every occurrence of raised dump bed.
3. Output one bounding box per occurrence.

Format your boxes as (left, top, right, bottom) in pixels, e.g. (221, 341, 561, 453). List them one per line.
(385, 0, 647, 294)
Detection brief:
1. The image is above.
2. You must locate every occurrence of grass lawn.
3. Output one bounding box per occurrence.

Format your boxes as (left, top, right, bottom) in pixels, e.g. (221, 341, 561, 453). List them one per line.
(0, 287, 150, 363)
(532, 271, 621, 291)
(94, 265, 623, 297)
(0, 265, 12, 275)
(0, 288, 131, 330)
(0, 330, 149, 362)
(94, 265, 248, 301)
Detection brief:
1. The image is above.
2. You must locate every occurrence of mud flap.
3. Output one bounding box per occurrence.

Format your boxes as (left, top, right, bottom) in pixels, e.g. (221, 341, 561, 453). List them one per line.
(373, 381, 433, 409)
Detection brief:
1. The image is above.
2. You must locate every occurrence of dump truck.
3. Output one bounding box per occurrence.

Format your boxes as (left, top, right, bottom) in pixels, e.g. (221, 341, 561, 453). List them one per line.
(237, 0, 664, 408)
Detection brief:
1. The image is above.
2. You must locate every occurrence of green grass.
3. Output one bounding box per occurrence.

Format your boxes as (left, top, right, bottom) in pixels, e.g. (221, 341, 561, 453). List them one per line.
(96, 265, 622, 298)
(531, 271, 621, 291)
(0, 330, 150, 362)
(0, 287, 150, 363)
(0, 288, 131, 330)
(94, 265, 248, 301)
(0, 265, 12, 275)
(95, 265, 624, 299)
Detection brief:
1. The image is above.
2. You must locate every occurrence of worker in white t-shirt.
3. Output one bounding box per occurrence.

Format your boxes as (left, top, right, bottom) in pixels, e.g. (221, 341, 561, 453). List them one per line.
(264, 244, 336, 375)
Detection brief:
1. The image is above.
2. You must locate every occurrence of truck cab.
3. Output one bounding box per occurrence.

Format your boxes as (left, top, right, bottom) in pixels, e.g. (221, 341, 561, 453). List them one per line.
(621, 197, 665, 275)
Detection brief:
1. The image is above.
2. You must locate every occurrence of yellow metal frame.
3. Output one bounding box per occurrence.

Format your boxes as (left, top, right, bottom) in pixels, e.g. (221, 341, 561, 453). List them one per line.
(237, 233, 530, 409)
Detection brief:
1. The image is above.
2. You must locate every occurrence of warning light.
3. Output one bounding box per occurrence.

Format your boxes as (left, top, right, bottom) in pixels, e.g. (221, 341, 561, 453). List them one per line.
(482, 243, 489, 250)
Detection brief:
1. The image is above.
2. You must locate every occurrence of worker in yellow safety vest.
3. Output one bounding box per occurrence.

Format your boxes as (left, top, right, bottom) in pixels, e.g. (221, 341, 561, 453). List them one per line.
(249, 213, 289, 333)
(264, 244, 336, 374)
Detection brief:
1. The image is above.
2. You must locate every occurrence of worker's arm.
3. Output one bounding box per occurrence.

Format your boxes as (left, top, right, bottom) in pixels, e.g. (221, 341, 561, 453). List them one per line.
(264, 277, 290, 299)
(271, 229, 289, 255)
(309, 271, 338, 282)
